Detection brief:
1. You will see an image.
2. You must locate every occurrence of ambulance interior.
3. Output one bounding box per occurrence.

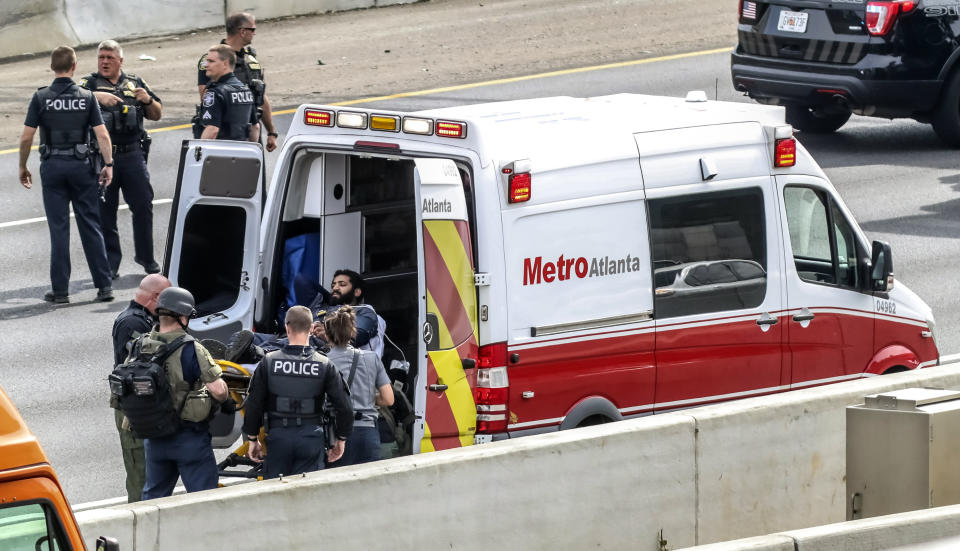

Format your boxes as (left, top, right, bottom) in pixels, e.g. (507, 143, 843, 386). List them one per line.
(268, 149, 475, 416)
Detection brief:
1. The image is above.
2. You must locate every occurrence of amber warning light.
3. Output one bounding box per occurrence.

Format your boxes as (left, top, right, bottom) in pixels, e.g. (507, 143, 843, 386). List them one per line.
(304, 109, 334, 127)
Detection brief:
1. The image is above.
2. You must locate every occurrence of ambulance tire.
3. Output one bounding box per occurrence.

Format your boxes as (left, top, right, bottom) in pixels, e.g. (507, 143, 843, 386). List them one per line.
(784, 103, 850, 134)
(882, 365, 909, 375)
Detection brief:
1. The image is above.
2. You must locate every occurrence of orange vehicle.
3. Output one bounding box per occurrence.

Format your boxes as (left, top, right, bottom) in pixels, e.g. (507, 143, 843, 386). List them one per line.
(0, 385, 117, 551)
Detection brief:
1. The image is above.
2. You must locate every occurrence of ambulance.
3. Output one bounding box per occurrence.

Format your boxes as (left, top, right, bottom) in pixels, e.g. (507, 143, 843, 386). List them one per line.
(164, 92, 939, 454)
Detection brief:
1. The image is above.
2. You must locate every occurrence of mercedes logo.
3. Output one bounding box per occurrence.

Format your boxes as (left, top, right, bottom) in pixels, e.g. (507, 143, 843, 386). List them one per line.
(422, 321, 434, 345)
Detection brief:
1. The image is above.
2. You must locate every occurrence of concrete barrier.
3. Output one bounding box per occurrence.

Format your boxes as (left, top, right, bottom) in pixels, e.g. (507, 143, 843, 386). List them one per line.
(225, 0, 374, 20)
(678, 504, 960, 550)
(0, 0, 423, 60)
(77, 414, 698, 551)
(0, 1, 79, 59)
(76, 364, 960, 549)
(64, 1, 222, 46)
(693, 368, 960, 543)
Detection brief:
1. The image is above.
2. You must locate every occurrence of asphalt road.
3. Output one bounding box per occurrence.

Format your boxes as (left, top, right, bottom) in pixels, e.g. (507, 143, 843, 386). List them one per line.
(1, 49, 958, 505)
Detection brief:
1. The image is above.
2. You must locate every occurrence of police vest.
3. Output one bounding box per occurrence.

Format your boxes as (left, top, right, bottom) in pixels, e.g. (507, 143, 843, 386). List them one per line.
(208, 75, 253, 140)
(138, 331, 214, 424)
(80, 73, 144, 143)
(264, 347, 330, 423)
(234, 45, 265, 108)
(36, 83, 92, 148)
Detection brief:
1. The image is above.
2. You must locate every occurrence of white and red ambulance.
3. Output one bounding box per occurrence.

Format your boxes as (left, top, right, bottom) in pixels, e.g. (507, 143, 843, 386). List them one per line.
(164, 92, 939, 453)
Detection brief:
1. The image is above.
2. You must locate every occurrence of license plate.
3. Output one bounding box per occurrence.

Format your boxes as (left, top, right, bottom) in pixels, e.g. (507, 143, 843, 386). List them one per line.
(777, 10, 808, 33)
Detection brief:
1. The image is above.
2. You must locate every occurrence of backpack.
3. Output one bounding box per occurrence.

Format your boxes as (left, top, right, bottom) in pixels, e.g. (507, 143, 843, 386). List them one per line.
(109, 334, 193, 439)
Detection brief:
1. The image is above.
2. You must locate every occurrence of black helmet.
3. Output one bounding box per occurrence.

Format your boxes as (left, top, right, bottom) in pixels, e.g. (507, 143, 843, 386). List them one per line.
(156, 286, 196, 318)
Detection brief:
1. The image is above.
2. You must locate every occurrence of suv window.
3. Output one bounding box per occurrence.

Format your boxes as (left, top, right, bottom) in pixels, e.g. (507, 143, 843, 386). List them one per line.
(783, 186, 859, 288)
(0, 502, 67, 551)
(649, 188, 767, 318)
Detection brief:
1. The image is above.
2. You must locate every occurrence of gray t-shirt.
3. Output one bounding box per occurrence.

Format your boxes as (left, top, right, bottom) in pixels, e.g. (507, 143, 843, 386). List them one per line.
(326, 346, 390, 428)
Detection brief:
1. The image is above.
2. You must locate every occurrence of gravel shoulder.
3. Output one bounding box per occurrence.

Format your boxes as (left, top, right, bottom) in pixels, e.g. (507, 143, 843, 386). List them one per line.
(0, 0, 736, 149)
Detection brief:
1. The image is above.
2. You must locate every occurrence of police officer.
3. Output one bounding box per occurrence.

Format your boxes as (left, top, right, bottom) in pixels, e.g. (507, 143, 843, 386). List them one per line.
(80, 40, 162, 278)
(244, 305, 353, 478)
(140, 287, 228, 499)
(197, 12, 279, 151)
(110, 274, 170, 502)
(18, 45, 115, 304)
(196, 44, 254, 141)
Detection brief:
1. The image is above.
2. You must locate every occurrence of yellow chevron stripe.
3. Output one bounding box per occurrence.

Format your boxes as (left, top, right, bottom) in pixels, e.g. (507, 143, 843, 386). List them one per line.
(421, 422, 435, 453)
(426, 290, 455, 350)
(430, 348, 477, 444)
(424, 220, 478, 342)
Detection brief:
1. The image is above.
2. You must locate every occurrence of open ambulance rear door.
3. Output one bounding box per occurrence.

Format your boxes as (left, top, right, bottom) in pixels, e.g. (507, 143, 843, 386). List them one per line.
(412, 158, 480, 453)
(163, 140, 264, 343)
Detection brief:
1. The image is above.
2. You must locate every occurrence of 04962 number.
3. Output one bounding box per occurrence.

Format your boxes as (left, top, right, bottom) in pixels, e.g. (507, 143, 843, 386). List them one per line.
(876, 299, 897, 315)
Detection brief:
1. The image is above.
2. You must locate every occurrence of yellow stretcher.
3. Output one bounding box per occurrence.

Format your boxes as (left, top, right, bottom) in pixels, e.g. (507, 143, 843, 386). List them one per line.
(212, 360, 266, 479)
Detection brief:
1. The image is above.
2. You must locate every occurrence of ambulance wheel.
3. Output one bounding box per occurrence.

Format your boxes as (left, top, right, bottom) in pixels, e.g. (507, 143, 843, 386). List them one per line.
(933, 69, 960, 147)
(784, 103, 850, 134)
(882, 365, 908, 375)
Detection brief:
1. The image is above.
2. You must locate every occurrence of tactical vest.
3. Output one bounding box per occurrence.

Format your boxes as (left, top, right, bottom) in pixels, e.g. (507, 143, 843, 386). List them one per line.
(208, 74, 253, 140)
(264, 347, 330, 425)
(36, 83, 92, 149)
(82, 72, 144, 144)
(138, 331, 214, 424)
(234, 46, 265, 108)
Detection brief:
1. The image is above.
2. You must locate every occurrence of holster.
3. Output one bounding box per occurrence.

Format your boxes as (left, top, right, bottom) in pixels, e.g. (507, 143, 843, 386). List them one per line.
(140, 134, 152, 162)
(191, 105, 203, 139)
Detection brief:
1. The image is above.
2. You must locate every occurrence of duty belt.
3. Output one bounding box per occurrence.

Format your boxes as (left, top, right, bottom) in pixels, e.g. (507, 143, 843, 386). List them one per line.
(268, 414, 321, 428)
(47, 147, 80, 156)
(114, 142, 140, 153)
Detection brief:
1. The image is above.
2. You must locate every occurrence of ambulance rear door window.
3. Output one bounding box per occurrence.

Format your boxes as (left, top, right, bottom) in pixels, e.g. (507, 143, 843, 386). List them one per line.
(649, 188, 767, 318)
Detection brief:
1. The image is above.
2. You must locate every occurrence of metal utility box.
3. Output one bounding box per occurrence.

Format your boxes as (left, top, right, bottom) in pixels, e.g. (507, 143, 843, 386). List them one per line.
(847, 388, 960, 520)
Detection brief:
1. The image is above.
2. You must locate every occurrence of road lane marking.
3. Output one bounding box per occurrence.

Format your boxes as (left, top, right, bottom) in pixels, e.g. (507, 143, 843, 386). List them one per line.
(0, 46, 733, 150)
(1, 46, 733, 228)
(0, 198, 172, 229)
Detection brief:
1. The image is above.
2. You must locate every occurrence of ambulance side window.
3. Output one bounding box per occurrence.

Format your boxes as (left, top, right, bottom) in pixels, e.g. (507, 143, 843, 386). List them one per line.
(648, 188, 767, 318)
(783, 186, 859, 288)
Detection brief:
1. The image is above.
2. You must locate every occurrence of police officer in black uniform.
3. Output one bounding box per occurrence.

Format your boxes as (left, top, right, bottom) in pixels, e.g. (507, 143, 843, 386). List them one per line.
(110, 273, 170, 502)
(196, 12, 280, 151)
(244, 305, 353, 479)
(80, 40, 163, 278)
(18, 46, 115, 304)
(195, 44, 254, 141)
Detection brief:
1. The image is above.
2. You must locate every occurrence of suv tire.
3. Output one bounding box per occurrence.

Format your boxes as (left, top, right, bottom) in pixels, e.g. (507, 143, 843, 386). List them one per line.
(933, 69, 960, 148)
(784, 103, 851, 134)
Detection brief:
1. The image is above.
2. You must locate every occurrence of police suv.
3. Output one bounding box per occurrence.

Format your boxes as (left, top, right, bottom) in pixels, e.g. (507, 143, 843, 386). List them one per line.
(731, 0, 960, 145)
(165, 93, 939, 455)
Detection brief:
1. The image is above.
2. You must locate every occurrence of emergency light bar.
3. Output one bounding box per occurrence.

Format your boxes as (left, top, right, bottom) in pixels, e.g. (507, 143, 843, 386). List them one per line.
(436, 120, 467, 139)
(370, 115, 400, 132)
(301, 108, 466, 139)
(304, 109, 334, 127)
(337, 111, 368, 129)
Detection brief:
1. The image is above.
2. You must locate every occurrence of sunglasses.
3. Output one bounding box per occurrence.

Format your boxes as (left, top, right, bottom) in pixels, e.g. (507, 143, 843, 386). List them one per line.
(242, 27, 256, 32)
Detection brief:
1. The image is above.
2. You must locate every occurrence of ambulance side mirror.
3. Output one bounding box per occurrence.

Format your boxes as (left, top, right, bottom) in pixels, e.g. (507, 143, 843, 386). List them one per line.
(870, 240, 894, 293)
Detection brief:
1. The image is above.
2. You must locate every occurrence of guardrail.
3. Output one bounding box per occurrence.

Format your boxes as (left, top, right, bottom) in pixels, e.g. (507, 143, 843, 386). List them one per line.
(0, 0, 419, 60)
(76, 361, 960, 550)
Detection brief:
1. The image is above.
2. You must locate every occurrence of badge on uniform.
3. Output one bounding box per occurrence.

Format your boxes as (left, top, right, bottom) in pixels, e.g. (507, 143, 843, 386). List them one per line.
(203, 90, 215, 107)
